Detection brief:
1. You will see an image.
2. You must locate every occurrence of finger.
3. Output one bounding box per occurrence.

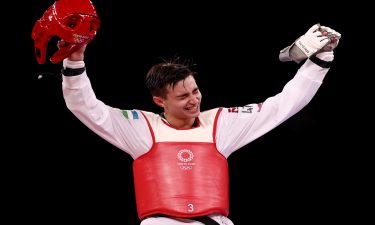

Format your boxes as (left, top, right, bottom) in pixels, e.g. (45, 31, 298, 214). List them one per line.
(309, 24, 321, 33)
(335, 31, 341, 39)
(320, 26, 333, 34)
(319, 36, 330, 44)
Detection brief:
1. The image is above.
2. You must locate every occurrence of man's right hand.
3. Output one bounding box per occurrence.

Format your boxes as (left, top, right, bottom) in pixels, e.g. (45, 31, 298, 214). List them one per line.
(57, 40, 86, 62)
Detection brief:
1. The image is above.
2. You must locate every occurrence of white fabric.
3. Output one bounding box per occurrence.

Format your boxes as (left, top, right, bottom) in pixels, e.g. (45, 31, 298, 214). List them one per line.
(63, 58, 85, 69)
(316, 51, 334, 61)
(143, 108, 219, 142)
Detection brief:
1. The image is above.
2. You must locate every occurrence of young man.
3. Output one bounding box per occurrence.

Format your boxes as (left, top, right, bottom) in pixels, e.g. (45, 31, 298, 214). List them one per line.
(60, 24, 340, 225)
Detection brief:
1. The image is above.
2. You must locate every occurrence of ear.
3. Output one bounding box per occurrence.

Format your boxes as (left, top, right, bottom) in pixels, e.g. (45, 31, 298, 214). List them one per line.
(153, 96, 165, 108)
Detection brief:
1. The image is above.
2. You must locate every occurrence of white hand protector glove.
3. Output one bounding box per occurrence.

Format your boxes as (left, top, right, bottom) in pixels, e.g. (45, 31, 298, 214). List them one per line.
(314, 26, 341, 63)
(279, 24, 341, 66)
(319, 25, 341, 52)
(295, 24, 330, 58)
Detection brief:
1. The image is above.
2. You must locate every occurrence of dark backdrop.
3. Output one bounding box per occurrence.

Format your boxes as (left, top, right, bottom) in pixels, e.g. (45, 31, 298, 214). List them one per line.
(6, 1, 367, 224)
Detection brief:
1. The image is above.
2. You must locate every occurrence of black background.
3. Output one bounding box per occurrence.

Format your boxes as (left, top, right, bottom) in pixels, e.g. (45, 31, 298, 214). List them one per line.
(6, 1, 369, 224)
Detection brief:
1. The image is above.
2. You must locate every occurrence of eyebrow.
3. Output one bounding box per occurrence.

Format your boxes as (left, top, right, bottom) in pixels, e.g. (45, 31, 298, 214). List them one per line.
(175, 87, 199, 98)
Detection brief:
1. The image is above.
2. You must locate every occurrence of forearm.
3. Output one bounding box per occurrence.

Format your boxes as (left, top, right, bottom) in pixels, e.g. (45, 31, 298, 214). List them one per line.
(62, 59, 117, 145)
(260, 60, 329, 130)
(62, 62, 152, 159)
(62, 70, 110, 129)
(244, 60, 329, 140)
(216, 59, 329, 157)
(62, 59, 98, 118)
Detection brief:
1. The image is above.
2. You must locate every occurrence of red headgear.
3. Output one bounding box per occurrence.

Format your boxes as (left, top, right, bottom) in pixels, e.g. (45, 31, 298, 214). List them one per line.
(32, 0, 100, 64)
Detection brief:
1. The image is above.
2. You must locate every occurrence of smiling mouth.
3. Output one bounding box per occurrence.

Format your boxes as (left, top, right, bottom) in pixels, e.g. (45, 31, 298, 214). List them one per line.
(185, 105, 199, 112)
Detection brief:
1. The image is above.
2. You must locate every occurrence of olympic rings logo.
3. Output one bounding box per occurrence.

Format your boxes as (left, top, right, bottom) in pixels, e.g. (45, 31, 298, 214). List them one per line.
(177, 149, 194, 162)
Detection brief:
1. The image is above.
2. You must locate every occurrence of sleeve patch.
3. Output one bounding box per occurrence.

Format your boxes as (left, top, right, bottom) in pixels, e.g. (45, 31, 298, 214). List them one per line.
(122, 110, 140, 119)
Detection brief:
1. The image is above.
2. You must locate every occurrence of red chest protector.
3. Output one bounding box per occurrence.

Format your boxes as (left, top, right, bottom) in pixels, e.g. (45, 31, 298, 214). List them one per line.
(133, 109, 229, 220)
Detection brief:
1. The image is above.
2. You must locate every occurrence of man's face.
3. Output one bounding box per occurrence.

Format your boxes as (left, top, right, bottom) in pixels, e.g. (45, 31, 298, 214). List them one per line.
(163, 75, 202, 120)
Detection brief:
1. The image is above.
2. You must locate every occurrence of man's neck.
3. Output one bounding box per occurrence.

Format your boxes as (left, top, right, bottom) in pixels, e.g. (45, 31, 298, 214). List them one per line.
(160, 113, 197, 129)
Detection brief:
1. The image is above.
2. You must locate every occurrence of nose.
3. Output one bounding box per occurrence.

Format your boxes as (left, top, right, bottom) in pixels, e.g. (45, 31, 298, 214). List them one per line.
(189, 95, 200, 104)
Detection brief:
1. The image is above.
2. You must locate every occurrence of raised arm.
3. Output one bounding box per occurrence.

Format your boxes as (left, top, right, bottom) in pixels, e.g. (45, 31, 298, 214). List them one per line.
(216, 24, 341, 158)
(60, 43, 152, 159)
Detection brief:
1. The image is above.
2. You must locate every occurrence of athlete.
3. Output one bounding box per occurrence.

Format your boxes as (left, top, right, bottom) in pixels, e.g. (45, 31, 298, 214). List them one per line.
(57, 24, 340, 225)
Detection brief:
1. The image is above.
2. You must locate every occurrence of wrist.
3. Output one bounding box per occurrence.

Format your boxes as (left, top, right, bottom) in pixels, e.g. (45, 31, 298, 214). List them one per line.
(315, 51, 334, 61)
(309, 54, 332, 68)
(290, 44, 308, 63)
(63, 58, 85, 69)
(62, 67, 86, 76)
(62, 58, 86, 76)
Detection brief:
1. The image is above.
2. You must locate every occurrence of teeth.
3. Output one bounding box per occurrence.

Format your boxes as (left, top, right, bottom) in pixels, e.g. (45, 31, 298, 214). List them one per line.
(185, 105, 200, 111)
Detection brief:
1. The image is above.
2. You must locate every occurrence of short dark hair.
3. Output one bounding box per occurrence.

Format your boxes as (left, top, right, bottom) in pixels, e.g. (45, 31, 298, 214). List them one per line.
(145, 58, 197, 98)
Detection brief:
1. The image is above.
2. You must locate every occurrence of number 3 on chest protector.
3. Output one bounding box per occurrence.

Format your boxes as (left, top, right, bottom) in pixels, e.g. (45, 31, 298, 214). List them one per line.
(188, 203, 194, 212)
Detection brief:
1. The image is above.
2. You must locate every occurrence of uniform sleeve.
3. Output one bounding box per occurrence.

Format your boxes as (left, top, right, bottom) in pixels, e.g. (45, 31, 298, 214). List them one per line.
(62, 72, 152, 159)
(216, 59, 330, 158)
